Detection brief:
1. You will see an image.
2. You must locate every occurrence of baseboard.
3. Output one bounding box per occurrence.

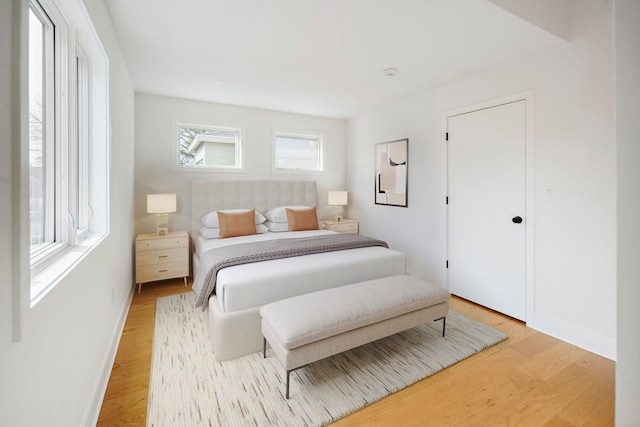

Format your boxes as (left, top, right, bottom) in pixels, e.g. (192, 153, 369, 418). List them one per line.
(82, 284, 135, 427)
(531, 312, 616, 361)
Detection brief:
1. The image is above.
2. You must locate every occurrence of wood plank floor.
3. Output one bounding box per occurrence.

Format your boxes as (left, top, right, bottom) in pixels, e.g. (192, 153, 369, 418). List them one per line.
(97, 278, 614, 426)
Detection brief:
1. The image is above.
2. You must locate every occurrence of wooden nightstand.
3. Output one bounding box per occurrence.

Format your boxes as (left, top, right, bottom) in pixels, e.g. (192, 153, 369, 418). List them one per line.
(321, 219, 359, 234)
(135, 231, 189, 293)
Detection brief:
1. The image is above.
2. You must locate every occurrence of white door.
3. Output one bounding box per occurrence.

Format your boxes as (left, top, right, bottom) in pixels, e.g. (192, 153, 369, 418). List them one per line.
(447, 100, 526, 320)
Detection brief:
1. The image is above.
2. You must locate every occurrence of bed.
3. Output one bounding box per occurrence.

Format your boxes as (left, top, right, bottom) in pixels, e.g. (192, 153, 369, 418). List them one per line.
(191, 180, 406, 360)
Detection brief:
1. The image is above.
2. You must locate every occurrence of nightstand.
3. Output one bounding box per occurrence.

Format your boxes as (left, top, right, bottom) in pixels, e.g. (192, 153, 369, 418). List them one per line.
(135, 231, 189, 293)
(321, 219, 359, 234)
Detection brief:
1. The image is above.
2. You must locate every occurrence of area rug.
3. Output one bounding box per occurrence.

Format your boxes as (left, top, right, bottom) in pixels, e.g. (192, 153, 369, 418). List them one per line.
(147, 292, 507, 427)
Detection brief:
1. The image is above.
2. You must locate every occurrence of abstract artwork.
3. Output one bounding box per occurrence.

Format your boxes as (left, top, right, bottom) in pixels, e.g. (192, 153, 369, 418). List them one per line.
(375, 138, 408, 207)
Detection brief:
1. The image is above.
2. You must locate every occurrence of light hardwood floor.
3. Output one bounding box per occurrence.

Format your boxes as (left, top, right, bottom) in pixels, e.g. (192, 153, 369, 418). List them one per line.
(97, 278, 614, 426)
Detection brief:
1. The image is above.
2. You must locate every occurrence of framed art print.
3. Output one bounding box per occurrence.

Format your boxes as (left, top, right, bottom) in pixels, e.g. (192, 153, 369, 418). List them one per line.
(375, 138, 408, 207)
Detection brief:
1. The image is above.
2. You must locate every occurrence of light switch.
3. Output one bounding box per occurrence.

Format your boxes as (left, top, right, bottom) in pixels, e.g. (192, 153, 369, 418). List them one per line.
(543, 186, 554, 201)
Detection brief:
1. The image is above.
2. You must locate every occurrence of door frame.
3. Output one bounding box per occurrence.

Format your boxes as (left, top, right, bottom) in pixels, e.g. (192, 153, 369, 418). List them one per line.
(442, 90, 535, 325)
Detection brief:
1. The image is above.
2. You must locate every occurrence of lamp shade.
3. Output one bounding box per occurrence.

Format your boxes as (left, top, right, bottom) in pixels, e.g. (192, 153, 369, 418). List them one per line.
(328, 191, 348, 206)
(147, 194, 177, 214)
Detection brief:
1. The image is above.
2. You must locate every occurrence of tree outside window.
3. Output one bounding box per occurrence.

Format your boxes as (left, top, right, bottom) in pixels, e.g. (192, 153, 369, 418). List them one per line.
(177, 124, 241, 169)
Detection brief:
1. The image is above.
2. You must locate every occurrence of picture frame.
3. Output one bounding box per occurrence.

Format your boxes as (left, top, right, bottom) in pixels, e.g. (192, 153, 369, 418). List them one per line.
(375, 138, 408, 207)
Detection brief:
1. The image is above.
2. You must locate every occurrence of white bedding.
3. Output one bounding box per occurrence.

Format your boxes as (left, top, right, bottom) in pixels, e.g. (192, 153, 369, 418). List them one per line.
(194, 229, 335, 257)
(194, 230, 406, 313)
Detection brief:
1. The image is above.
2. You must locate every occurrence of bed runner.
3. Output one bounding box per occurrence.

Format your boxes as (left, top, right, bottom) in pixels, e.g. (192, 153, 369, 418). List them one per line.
(193, 233, 388, 309)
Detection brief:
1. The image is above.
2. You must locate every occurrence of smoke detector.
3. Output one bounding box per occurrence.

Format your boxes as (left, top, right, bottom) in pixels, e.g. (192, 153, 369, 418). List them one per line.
(383, 67, 398, 77)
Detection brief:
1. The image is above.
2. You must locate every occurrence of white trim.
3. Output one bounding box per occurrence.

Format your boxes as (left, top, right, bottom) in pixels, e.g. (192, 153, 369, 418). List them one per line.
(75, 50, 90, 235)
(442, 90, 535, 325)
(533, 311, 615, 360)
(272, 128, 325, 174)
(13, 0, 29, 344)
(30, 232, 106, 307)
(83, 284, 135, 427)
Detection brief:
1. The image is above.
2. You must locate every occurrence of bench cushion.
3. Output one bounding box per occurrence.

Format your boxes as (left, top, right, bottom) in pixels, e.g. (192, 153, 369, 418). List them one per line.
(259, 274, 450, 350)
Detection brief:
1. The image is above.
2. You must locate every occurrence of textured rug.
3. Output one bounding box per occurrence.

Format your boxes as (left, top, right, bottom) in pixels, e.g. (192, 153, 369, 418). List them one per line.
(147, 292, 507, 427)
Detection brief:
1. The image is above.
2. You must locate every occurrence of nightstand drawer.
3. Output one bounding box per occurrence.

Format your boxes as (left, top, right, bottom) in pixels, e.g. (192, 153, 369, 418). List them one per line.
(137, 235, 188, 252)
(325, 222, 358, 233)
(137, 248, 188, 267)
(136, 262, 189, 283)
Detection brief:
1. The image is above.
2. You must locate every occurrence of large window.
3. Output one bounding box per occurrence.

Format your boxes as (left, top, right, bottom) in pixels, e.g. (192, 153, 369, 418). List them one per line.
(177, 123, 242, 169)
(28, 0, 109, 304)
(273, 131, 323, 172)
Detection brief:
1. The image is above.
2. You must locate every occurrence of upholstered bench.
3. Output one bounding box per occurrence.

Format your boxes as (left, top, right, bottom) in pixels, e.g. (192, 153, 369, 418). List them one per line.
(260, 274, 450, 398)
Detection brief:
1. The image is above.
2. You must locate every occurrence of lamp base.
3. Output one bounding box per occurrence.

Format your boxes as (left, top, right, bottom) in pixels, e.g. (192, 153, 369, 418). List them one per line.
(156, 214, 169, 236)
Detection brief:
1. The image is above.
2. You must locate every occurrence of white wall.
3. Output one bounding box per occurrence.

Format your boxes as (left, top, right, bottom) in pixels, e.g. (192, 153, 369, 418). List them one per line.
(0, 0, 17, 372)
(134, 93, 348, 235)
(615, 0, 640, 424)
(0, 0, 136, 425)
(347, 1, 616, 358)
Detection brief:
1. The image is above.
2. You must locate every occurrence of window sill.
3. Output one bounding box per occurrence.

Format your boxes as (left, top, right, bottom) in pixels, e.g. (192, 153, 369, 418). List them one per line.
(30, 232, 107, 307)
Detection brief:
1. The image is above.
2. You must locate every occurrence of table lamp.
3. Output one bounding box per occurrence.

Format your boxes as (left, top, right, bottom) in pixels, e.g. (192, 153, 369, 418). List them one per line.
(328, 191, 348, 221)
(147, 193, 177, 236)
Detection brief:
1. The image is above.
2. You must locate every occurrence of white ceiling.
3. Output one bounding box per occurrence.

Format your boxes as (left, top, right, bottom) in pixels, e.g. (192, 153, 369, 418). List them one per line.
(105, 0, 565, 119)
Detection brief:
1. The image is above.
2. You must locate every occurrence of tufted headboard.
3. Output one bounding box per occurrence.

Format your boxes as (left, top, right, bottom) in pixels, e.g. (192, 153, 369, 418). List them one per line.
(191, 180, 317, 237)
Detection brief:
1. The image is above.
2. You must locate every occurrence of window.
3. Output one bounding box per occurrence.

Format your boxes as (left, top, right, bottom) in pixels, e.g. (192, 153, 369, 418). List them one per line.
(177, 123, 242, 169)
(28, 0, 109, 304)
(28, 2, 54, 249)
(274, 132, 323, 172)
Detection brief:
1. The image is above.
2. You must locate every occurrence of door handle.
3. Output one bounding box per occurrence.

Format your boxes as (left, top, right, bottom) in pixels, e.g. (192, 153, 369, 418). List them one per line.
(512, 216, 523, 224)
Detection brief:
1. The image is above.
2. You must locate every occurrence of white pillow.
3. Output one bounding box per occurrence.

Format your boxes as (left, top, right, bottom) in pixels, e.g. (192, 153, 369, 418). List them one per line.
(264, 220, 323, 233)
(264, 206, 317, 223)
(201, 209, 266, 228)
(200, 223, 269, 239)
(264, 221, 289, 232)
(199, 227, 220, 239)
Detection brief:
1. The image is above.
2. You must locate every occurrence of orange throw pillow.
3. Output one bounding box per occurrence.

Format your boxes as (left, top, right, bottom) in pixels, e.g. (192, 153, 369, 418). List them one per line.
(286, 207, 319, 231)
(217, 209, 257, 239)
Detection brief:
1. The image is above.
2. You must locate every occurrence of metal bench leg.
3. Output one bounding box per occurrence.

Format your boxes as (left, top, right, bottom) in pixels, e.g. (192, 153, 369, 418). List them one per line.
(262, 338, 292, 399)
(435, 316, 447, 337)
(286, 370, 291, 399)
(262, 337, 295, 399)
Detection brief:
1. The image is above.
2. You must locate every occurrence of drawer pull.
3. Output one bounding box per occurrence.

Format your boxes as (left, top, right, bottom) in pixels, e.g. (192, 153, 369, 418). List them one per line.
(158, 255, 169, 258)
(159, 269, 169, 273)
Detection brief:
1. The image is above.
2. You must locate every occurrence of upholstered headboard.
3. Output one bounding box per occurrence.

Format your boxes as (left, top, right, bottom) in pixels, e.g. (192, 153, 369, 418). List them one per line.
(191, 180, 317, 237)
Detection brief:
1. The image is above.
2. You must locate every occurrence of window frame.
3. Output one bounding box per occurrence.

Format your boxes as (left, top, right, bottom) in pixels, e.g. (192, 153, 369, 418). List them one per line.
(28, 0, 69, 274)
(27, 3, 53, 250)
(174, 121, 244, 171)
(272, 130, 324, 173)
(27, 0, 110, 305)
(72, 49, 91, 238)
